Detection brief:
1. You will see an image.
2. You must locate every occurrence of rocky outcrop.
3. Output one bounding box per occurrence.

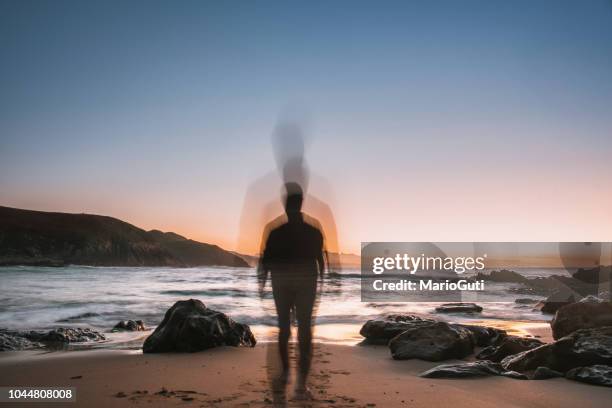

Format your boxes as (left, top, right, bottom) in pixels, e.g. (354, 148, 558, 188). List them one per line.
(434, 303, 483, 314)
(0, 327, 105, 351)
(26, 327, 106, 343)
(566, 365, 612, 387)
(0, 331, 40, 351)
(143, 299, 256, 353)
(420, 360, 527, 379)
(551, 301, 612, 340)
(389, 322, 474, 361)
(475, 269, 528, 284)
(477, 336, 544, 362)
(113, 320, 146, 332)
(359, 315, 435, 345)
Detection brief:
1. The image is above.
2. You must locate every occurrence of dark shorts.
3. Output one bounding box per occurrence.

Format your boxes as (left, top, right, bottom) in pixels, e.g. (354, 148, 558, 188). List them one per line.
(271, 273, 318, 328)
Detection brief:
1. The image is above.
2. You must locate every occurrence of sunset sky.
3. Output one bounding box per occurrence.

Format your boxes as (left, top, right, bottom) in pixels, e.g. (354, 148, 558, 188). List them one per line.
(2, 1, 612, 254)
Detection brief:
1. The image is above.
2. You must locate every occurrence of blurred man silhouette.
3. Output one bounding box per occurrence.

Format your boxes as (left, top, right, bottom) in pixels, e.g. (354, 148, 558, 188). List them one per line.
(236, 117, 339, 258)
(258, 182, 326, 400)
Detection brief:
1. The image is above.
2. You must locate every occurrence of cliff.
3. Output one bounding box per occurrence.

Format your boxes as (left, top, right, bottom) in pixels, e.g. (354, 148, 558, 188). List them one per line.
(0, 206, 248, 267)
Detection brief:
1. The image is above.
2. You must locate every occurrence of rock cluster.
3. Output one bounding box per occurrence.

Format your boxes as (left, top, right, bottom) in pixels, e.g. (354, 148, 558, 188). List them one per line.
(360, 306, 612, 387)
(113, 320, 146, 332)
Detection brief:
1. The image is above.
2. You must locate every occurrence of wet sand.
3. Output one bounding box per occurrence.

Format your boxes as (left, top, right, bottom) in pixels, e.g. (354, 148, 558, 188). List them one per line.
(1, 342, 610, 408)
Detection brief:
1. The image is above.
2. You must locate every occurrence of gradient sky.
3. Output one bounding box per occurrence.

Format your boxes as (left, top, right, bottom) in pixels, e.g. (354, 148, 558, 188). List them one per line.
(1, 0, 612, 254)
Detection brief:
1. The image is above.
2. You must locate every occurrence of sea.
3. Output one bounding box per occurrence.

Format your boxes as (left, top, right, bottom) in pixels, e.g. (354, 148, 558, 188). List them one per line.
(0, 266, 566, 348)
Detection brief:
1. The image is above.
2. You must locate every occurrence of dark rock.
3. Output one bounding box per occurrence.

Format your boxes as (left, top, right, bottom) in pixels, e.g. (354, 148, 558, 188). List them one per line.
(389, 322, 474, 361)
(501, 344, 555, 372)
(552, 326, 612, 371)
(143, 299, 256, 353)
(573, 266, 612, 284)
(457, 324, 506, 347)
(0, 332, 40, 351)
(434, 303, 483, 314)
(359, 316, 504, 348)
(359, 315, 435, 345)
(477, 336, 544, 362)
(535, 288, 578, 314)
(551, 301, 612, 340)
(532, 366, 563, 380)
(566, 365, 612, 387)
(515, 298, 539, 304)
(113, 320, 146, 332)
(503, 326, 612, 373)
(420, 360, 527, 379)
(475, 269, 528, 284)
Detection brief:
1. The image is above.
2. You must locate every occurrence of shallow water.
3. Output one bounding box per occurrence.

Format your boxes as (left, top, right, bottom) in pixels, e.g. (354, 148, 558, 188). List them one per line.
(0, 266, 563, 346)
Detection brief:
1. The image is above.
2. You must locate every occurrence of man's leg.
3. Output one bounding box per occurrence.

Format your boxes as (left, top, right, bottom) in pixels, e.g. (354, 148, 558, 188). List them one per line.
(294, 279, 317, 393)
(272, 282, 292, 374)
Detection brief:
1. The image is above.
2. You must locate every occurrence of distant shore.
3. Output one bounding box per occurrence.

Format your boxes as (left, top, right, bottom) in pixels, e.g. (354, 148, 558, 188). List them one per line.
(2, 342, 610, 408)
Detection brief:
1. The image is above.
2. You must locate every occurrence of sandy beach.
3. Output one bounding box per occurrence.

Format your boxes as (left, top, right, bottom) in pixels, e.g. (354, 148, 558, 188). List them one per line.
(2, 340, 610, 408)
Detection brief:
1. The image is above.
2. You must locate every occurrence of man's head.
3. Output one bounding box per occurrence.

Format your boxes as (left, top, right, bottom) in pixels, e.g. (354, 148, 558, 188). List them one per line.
(284, 182, 303, 216)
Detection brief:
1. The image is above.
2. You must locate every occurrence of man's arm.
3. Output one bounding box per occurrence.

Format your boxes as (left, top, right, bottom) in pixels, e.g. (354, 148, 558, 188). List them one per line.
(257, 229, 273, 299)
(317, 232, 326, 279)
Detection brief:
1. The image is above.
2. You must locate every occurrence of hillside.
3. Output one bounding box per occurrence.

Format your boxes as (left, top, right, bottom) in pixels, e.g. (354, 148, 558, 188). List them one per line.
(0, 206, 248, 267)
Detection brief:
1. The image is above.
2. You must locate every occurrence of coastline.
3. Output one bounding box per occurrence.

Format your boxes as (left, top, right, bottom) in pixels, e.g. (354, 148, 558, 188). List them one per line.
(2, 342, 610, 408)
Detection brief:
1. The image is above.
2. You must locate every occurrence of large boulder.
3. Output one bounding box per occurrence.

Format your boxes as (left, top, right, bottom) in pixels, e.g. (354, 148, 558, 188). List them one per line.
(143, 299, 256, 353)
(359, 315, 435, 345)
(113, 320, 146, 332)
(477, 336, 544, 362)
(475, 269, 528, 284)
(551, 301, 612, 340)
(420, 360, 527, 379)
(389, 322, 474, 361)
(435, 303, 483, 314)
(566, 365, 612, 387)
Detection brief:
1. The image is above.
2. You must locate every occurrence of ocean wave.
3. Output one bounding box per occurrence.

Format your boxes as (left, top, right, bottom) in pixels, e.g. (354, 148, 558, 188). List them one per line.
(56, 312, 101, 322)
(159, 289, 251, 297)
